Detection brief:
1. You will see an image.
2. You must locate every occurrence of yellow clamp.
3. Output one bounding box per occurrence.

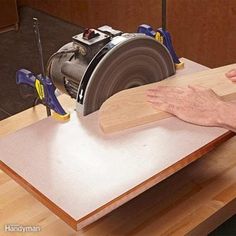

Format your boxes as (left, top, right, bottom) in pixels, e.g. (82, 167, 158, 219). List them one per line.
(35, 79, 70, 122)
(175, 61, 185, 70)
(52, 112, 70, 122)
(155, 32, 163, 44)
(155, 32, 184, 70)
(35, 79, 45, 99)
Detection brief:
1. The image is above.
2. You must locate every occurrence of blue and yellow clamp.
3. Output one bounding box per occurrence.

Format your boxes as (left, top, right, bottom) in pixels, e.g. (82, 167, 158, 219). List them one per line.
(137, 24, 184, 69)
(16, 69, 70, 121)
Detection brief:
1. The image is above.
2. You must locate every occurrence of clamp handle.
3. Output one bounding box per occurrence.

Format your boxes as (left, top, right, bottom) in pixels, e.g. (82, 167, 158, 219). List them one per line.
(16, 69, 36, 87)
(16, 69, 70, 121)
(137, 24, 184, 69)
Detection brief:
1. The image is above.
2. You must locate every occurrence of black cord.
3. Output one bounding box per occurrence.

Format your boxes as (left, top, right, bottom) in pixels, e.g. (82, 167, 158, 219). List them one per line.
(46, 106, 51, 117)
(162, 0, 166, 31)
(33, 97, 40, 106)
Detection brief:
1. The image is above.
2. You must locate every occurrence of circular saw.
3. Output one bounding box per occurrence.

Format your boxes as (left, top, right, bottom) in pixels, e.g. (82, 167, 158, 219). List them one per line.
(47, 26, 175, 116)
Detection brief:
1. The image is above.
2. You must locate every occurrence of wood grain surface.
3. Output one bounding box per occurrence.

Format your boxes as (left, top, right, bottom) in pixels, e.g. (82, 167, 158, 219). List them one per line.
(168, 0, 236, 68)
(99, 63, 236, 134)
(18, 0, 162, 32)
(0, 0, 18, 30)
(18, 0, 236, 68)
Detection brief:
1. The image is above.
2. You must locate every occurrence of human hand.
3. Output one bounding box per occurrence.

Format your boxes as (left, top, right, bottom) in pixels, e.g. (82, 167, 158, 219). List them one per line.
(147, 85, 225, 127)
(226, 69, 236, 82)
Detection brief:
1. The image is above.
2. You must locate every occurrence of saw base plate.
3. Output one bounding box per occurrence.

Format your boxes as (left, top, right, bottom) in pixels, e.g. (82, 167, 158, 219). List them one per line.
(0, 111, 231, 230)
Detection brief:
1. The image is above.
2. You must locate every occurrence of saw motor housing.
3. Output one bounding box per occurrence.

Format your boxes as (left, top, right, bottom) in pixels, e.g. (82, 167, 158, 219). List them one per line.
(48, 25, 176, 116)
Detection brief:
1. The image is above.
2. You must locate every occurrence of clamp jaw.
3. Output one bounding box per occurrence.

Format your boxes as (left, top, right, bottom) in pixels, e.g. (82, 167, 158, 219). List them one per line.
(16, 69, 70, 121)
(137, 24, 184, 69)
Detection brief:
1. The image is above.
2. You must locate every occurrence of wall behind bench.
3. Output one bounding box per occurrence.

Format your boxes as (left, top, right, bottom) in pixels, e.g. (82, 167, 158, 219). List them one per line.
(18, 0, 236, 68)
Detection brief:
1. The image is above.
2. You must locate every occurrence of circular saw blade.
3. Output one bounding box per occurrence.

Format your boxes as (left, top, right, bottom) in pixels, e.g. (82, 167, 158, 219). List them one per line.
(81, 34, 175, 115)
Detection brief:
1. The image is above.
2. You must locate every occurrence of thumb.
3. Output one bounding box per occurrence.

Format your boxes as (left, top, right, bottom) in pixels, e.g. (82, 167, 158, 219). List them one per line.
(226, 69, 236, 78)
(228, 76, 236, 82)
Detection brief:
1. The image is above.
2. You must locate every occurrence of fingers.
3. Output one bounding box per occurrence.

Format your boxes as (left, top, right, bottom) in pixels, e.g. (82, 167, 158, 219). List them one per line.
(147, 99, 176, 114)
(147, 85, 213, 100)
(226, 69, 236, 82)
(147, 86, 184, 105)
(226, 69, 236, 78)
(146, 86, 182, 115)
(147, 87, 184, 105)
(147, 86, 185, 96)
(228, 76, 236, 82)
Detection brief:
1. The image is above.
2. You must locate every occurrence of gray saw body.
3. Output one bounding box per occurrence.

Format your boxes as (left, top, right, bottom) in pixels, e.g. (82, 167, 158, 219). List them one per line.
(47, 26, 175, 116)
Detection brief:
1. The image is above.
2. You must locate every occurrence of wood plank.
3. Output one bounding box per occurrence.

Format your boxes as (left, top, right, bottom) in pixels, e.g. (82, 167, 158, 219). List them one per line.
(99, 64, 236, 134)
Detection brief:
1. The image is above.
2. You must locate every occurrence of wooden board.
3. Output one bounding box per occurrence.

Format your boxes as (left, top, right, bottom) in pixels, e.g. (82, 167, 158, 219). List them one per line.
(0, 59, 234, 232)
(99, 64, 236, 134)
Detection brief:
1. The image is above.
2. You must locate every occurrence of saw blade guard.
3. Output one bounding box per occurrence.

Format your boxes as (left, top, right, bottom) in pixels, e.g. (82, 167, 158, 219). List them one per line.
(76, 33, 175, 115)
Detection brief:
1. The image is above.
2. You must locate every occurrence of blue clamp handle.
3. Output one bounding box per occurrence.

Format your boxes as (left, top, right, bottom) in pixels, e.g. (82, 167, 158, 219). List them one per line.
(157, 28, 181, 65)
(16, 69, 36, 87)
(137, 24, 183, 67)
(137, 24, 156, 37)
(16, 69, 70, 120)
